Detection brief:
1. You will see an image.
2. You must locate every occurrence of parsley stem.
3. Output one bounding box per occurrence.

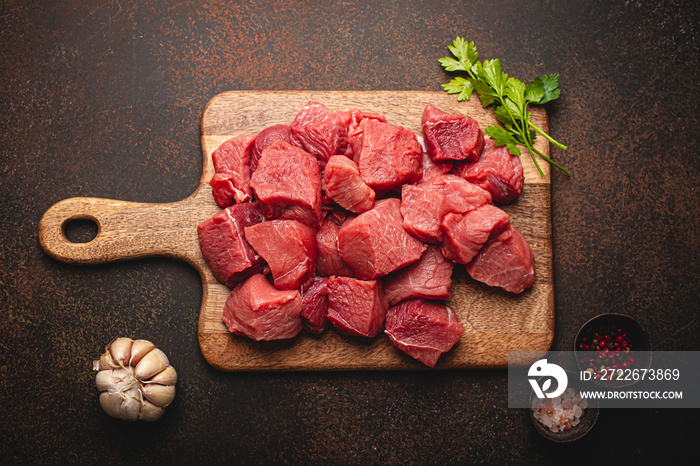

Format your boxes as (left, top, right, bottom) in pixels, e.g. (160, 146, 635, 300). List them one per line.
(529, 121, 567, 150)
(532, 146, 571, 175)
(526, 145, 545, 178)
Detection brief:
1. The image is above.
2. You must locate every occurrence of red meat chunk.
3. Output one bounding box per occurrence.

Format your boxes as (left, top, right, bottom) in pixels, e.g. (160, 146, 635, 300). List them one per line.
(385, 299, 465, 367)
(342, 108, 388, 158)
(222, 274, 302, 341)
(196, 202, 266, 287)
(301, 277, 329, 335)
(244, 219, 317, 290)
(210, 173, 248, 208)
(323, 155, 375, 213)
(338, 198, 426, 280)
(466, 226, 535, 293)
(340, 108, 388, 135)
(452, 139, 524, 204)
(315, 211, 354, 278)
(353, 119, 422, 194)
(250, 124, 294, 174)
(441, 204, 511, 264)
(400, 184, 452, 243)
(382, 245, 453, 306)
(401, 174, 492, 243)
(422, 104, 484, 162)
(421, 174, 493, 213)
(210, 133, 256, 206)
(327, 276, 388, 337)
(290, 101, 348, 169)
(249, 140, 323, 227)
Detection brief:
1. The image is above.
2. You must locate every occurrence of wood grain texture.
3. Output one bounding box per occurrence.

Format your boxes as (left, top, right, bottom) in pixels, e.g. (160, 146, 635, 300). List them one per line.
(38, 90, 553, 371)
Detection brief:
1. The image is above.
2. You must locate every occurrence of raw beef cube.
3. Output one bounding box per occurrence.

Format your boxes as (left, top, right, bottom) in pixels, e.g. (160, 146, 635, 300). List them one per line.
(244, 219, 317, 290)
(196, 202, 266, 287)
(384, 299, 465, 367)
(211, 133, 256, 204)
(452, 139, 524, 204)
(323, 155, 375, 213)
(250, 124, 294, 173)
(316, 211, 354, 278)
(401, 174, 492, 243)
(353, 119, 422, 194)
(422, 104, 484, 162)
(222, 274, 302, 341)
(466, 226, 535, 293)
(401, 184, 452, 243)
(341, 108, 387, 158)
(420, 173, 493, 213)
(383, 245, 453, 306)
(250, 140, 323, 227)
(210, 173, 251, 208)
(338, 198, 426, 280)
(441, 205, 511, 264)
(327, 276, 388, 337)
(340, 108, 388, 135)
(301, 277, 329, 335)
(290, 101, 348, 169)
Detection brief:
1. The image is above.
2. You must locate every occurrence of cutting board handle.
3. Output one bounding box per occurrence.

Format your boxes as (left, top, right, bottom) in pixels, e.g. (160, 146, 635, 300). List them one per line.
(38, 195, 209, 266)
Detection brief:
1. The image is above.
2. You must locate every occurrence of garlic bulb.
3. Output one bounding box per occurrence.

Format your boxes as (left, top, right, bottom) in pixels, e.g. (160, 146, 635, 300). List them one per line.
(92, 337, 177, 421)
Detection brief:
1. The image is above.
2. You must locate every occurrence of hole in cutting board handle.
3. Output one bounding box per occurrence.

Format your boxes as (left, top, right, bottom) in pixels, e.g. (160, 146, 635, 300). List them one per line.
(62, 216, 99, 244)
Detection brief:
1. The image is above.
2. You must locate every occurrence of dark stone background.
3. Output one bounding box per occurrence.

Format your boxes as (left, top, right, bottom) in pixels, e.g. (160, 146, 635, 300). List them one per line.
(1, 0, 697, 463)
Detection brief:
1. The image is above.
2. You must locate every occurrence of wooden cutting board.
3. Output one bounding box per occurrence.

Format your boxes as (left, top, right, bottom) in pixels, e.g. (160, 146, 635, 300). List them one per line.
(38, 91, 554, 371)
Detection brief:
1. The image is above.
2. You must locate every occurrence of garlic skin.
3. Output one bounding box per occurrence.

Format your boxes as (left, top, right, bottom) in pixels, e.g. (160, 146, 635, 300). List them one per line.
(93, 338, 177, 421)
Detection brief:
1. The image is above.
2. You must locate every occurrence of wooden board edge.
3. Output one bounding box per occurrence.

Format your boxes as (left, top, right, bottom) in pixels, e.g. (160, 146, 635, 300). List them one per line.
(197, 331, 554, 372)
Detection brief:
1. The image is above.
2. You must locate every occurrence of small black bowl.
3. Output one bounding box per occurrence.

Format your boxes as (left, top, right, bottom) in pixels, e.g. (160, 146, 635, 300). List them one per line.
(574, 313, 652, 388)
(529, 371, 600, 443)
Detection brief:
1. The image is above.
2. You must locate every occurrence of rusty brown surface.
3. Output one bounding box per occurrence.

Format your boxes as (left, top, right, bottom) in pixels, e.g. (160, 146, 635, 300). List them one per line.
(1, 0, 698, 463)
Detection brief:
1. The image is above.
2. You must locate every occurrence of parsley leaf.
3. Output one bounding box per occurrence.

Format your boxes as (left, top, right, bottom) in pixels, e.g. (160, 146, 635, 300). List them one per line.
(441, 77, 474, 101)
(537, 74, 561, 104)
(485, 125, 521, 157)
(524, 79, 545, 103)
(438, 57, 466, 72)
(447, 37, 478, 69)
(493, 105, 514, 129)
(505, 77, 527, 112)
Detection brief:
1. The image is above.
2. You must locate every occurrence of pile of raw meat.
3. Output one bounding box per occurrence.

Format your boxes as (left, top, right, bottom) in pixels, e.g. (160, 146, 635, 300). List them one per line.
(197, 101, 535, 367)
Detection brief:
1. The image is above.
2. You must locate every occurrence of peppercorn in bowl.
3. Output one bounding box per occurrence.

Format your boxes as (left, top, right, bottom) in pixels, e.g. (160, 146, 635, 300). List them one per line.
(574, 313, 651, 388)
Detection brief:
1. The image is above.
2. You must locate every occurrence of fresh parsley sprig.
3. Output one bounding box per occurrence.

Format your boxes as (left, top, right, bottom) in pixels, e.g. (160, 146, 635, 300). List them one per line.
(439, 37, 569, 176)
